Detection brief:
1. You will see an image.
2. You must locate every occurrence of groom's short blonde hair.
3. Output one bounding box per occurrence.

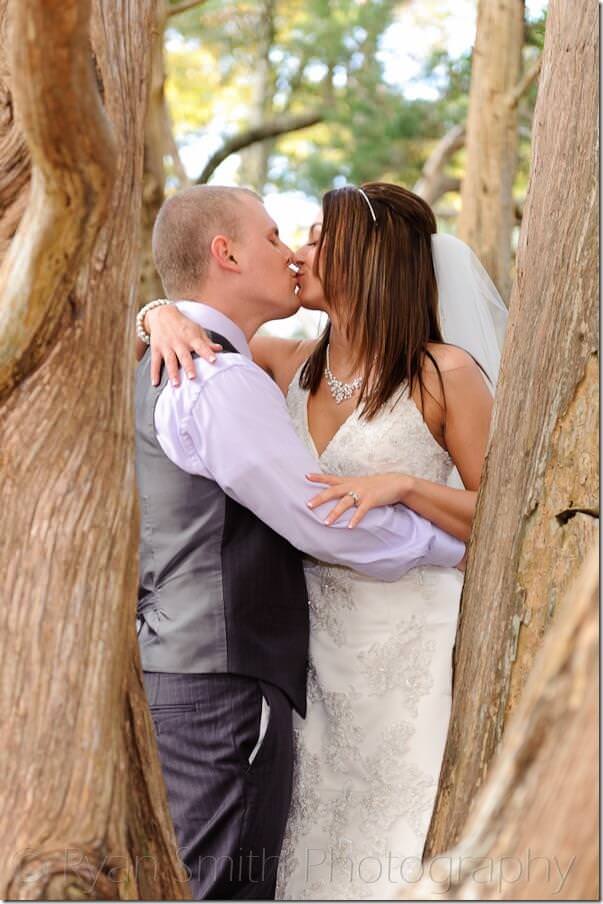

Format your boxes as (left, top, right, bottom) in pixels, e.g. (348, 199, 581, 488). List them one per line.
(152, 185, 260, 297)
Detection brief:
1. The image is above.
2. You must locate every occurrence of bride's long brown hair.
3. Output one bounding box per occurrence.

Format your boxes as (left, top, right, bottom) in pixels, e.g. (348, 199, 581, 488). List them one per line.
(300, 181, 458, 420)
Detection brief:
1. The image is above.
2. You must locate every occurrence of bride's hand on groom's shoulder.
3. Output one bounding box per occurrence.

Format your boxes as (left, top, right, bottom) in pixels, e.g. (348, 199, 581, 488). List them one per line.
(146, 304, 223, 387)
(305, 472, 413, 528)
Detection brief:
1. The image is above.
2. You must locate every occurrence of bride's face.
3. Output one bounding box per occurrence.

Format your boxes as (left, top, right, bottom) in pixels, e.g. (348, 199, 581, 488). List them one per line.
(294, 214, 328, 312)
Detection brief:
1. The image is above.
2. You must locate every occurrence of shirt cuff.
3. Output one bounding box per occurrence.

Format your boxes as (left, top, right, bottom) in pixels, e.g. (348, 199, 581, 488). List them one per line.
(425, 529, 466, 568)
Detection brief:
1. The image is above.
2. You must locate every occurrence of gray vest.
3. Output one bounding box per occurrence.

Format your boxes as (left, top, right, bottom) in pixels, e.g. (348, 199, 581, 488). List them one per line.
(135, 332, 309, 716)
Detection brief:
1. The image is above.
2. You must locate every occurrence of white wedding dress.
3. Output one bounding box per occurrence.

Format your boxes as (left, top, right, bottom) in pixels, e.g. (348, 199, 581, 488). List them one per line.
(275, 366, 464, 901)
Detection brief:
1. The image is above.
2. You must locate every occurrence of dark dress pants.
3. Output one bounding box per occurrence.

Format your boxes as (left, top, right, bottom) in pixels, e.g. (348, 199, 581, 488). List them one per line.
(143, 672, 293, 900)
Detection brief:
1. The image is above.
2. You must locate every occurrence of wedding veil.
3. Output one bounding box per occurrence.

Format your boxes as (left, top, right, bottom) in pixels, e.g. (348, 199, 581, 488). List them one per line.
(431, 233, 508, 393)
(430, 233, 509, 488)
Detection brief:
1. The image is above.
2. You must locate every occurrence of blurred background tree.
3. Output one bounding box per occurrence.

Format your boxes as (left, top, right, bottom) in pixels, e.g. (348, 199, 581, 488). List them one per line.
(141, 0, 547, 330)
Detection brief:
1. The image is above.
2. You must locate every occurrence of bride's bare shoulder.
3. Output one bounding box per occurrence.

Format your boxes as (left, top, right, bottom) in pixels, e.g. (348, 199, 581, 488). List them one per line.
(422, 341, 493, 421)
(250, 334, 318, 394)
(414, 342, 485, 435)
(424, 341, 492, 395)
(423, 341, 478, 375)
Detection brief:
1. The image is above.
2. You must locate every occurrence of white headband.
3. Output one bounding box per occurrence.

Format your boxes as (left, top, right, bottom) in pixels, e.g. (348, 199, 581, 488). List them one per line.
(356, 187, 377, 223)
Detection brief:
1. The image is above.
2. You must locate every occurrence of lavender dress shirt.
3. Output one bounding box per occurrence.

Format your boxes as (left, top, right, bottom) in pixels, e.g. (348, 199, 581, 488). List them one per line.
(153, 302, 465, 582)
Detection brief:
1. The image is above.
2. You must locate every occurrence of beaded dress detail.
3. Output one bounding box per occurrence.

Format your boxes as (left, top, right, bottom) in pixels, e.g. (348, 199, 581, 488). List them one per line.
(275, 364, 464, 900)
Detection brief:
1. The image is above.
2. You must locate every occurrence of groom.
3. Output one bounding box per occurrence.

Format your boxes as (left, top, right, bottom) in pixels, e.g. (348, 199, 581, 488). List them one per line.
(135, 185, 465, 900)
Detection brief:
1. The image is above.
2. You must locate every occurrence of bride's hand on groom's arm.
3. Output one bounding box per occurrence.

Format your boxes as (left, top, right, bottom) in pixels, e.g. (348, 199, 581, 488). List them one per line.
(307, 471, 470, 573)
(306, 472, 413, 529)
(141, 304, 223, 387)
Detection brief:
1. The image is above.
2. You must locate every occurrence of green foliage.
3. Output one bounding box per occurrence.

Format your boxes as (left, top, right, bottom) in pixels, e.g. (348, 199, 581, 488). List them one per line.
(165, 0, 546, 201)
(524, 6, 546, 51)
(166, 42, 221, 135)
(418, 48, 472, 129)
(166, 0, 426, 194)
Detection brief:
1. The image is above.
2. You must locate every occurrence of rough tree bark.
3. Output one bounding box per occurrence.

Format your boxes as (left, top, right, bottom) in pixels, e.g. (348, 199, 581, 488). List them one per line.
(0, 4, 29, 262)
(399, 546, 598, 900)
(0, 0, 116, 396)
(0, 0, 188, 898)
(457, 0, 525, 300)
(425, 0, 598, 860)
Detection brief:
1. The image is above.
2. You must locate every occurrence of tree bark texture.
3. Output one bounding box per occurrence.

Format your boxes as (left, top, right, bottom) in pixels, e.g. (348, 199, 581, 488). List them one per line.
(457, 0, 525, 300)
(0, 0, 188, 898)
(425, 0, 598, 859)
(0, 0, 30, 262)
(398, 546, 598, 900)
(0, 0, 117, 398)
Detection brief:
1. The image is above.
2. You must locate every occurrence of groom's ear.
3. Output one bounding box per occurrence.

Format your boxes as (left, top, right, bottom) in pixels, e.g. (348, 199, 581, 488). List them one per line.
(210, 235, 240, 272)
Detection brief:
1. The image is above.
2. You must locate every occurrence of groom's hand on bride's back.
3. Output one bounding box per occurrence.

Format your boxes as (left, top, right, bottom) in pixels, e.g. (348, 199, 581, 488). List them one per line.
(141, 303, 223, 387)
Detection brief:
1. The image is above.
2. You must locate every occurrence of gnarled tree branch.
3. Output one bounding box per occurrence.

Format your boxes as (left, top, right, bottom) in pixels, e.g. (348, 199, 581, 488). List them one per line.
(0, 0, 187, 896)
(415, 49, 540, 211)
(0, 0, 117, 400)
(413, 123, 465, 205)
(167, 0, 206, 17)
(195, 110, 323, 184)
(506, 53, 543, 110)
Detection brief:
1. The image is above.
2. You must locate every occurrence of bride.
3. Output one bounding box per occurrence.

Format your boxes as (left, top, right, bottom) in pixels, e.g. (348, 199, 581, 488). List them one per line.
(141, 182, 507, 899)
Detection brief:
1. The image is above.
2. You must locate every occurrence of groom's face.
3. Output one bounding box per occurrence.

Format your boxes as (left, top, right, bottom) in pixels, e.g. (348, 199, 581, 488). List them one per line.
(234, 196, 300, 319)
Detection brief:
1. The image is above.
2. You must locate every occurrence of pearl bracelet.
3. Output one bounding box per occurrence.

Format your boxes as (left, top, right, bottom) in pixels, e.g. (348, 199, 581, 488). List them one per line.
(136, 298, 172, 345)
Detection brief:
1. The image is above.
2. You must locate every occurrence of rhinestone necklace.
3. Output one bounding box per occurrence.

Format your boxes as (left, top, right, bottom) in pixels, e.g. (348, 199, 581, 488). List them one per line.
(324, 344, 362, 404)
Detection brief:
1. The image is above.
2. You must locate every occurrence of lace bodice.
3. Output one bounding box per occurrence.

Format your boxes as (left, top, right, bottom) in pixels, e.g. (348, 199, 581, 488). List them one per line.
(286, 364, 454, 485)
(277, 363, 463, 900)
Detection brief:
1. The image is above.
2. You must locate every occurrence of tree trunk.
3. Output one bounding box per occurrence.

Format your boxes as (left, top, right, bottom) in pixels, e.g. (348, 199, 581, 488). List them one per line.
(237, 0, 277, 192)
(425, 0, 598, 859)
(457, 0, 525, 300)
(398, 545, 598, 900)
(0, 0, 188, 898)
(0, 1, 30, 262)
(139, 0, 193, 308)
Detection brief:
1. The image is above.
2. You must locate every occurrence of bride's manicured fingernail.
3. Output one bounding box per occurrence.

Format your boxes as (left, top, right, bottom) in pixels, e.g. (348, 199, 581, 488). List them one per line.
(307, 501, 314, 508)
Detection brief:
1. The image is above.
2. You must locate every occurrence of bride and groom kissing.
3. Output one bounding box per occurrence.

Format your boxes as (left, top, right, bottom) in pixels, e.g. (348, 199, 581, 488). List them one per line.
(134, 182, 507, 900)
